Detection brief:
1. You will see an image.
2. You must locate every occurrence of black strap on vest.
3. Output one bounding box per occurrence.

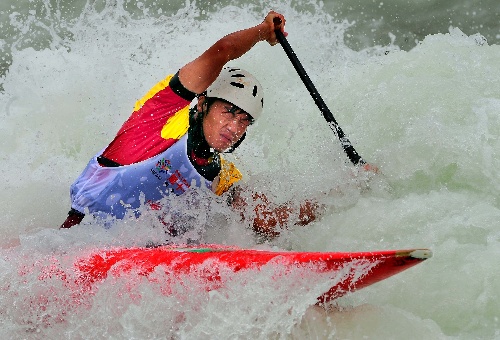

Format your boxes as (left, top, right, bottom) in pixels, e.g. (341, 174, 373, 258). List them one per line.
(97, 155, 122, 167)
(170, 72, 196, 101)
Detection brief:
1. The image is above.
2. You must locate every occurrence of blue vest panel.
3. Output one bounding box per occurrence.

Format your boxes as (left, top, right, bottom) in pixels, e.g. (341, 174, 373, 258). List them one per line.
(70, 134, 213, 219)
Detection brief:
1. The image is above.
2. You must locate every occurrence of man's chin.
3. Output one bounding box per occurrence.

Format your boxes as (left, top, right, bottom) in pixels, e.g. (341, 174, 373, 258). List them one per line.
(211, 145, 228, 153)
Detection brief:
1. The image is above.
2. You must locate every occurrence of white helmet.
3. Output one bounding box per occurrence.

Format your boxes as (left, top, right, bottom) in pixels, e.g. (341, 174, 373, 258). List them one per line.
(206, 67, 264, 120)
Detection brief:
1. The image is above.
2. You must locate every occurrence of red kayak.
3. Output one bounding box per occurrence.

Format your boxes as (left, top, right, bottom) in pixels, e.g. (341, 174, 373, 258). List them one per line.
(74, 245, 432, 304)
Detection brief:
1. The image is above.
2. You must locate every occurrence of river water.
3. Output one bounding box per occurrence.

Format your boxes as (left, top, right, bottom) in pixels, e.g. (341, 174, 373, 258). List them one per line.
(1, 0, 499, 338)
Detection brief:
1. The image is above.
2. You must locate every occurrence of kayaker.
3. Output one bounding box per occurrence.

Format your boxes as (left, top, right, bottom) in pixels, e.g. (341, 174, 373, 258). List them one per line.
(60, 11, 319, 237)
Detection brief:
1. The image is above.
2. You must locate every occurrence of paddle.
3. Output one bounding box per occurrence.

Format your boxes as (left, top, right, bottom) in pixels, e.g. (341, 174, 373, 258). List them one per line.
(273, 18, 366, 166)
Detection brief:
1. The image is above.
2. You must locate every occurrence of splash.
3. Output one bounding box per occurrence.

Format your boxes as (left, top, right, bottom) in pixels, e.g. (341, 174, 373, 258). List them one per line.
(1, 0, 500, 338)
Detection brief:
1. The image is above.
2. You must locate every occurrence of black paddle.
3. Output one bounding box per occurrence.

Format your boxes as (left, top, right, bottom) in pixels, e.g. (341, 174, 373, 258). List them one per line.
(273, 18, 366, 166)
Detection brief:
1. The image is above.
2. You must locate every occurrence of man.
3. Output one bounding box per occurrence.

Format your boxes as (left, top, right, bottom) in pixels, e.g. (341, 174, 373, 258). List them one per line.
(61, 11, 319, 237)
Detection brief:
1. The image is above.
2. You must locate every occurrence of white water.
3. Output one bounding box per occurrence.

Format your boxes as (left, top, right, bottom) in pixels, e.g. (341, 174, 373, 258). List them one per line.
(1, 0, 500, 338)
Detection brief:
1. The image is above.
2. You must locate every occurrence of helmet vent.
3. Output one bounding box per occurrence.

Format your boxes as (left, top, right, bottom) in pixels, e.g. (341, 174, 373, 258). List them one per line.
(252, 85, 258, 97)
(231, 74, 245, 78)
(230, 82, 245, 89)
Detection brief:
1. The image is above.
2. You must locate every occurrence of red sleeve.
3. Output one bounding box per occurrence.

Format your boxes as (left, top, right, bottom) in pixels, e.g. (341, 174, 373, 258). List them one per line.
(101, 84, 192, 165)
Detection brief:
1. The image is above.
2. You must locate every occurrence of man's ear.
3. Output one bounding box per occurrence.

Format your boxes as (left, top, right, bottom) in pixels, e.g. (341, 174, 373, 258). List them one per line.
(197, 96, 206, 113)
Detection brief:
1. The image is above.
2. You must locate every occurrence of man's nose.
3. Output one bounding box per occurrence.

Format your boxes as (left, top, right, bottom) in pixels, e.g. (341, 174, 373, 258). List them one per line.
(227, 118, 245, 134)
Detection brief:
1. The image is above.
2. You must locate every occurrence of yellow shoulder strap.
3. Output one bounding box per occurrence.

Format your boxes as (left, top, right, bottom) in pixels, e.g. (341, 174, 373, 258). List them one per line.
(134, 74, 190, 141)
(160, 106, 190, 140)
(134, 75, 173, 111)
(215, 157, 243, 196)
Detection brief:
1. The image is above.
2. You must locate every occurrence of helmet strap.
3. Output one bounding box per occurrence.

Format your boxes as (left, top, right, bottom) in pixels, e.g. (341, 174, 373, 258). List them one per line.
(225, 132, 246, 153)
(188, 105, 214, 160)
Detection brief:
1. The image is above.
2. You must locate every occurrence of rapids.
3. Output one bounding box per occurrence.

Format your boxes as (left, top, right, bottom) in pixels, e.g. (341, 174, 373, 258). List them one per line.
(1, 0, 499, 338)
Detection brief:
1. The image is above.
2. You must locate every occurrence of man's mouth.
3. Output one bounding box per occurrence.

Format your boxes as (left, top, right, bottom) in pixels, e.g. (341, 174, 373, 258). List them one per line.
(219, 133, 233, 144)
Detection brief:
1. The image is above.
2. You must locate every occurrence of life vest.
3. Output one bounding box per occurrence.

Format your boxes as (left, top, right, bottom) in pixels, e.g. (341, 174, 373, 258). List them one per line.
(70, 134, 213, 219)
(70, 137, 243, 220)
(70, 75, 243, 219)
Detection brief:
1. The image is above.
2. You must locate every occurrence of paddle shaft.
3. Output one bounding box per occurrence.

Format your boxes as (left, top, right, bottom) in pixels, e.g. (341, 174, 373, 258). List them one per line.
(273, 22, 365, 166)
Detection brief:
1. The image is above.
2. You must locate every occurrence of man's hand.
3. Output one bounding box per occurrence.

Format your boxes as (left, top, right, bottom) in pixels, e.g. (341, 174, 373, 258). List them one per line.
(362, 163, 380, 174)
(260, 11, 287, 46)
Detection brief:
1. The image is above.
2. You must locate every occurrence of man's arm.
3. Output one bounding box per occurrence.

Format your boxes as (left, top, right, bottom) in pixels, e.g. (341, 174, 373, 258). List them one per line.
(178, 11, 286, 95)
(251, 193, 320, 238)
(231, 189, 322, 239)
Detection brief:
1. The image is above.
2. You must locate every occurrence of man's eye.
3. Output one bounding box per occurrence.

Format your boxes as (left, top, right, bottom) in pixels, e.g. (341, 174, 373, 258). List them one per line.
(224, 106, 236, 113)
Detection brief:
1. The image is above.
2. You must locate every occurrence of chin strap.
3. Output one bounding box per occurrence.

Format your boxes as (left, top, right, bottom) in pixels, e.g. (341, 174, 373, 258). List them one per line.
(225, 132, 246, 153)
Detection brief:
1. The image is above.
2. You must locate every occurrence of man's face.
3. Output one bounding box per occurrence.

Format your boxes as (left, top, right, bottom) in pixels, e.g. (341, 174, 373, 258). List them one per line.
(200, 98, 252, 152)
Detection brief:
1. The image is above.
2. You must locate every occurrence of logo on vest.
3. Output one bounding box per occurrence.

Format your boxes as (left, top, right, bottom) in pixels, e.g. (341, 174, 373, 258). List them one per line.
(151, 158, 171, 181)
(156, 159, 171, 172)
